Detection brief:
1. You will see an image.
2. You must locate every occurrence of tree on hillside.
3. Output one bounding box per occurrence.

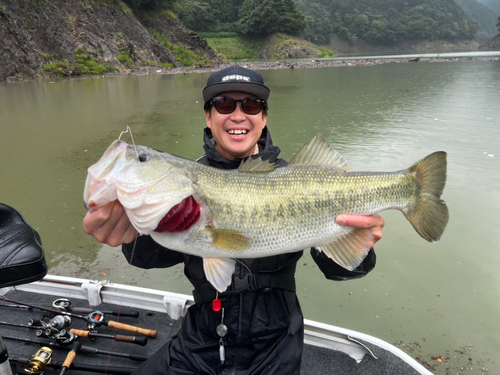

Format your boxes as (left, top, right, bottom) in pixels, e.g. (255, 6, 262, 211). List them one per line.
(497, 16, 500, 33)
(209, 0, 244, 24)
(175, 0, 217, 31)
(237, 0, 306, 35)
(122, 0, 174, 11)
(296, 0, 332, 44)
(455, 0, 498, 42)
(294, 0, 478, 45)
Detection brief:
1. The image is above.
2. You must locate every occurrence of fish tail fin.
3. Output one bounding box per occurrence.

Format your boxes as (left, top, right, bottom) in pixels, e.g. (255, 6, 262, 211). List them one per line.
(403, 152, 449, 242)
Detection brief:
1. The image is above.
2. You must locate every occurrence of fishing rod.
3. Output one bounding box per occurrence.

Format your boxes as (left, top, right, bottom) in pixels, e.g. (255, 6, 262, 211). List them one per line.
(0, 320, 146, 346)
(0, 295, 157, 338)
(10, 357, 137, 375)
(58, 341, 81, 375)
(0, 303, 35, 311)
(1, 300, 140, 318)
(3, 335, 150, 361)
(69, 329, 148, 346)
(52, 298, 140, 318)
(0, 320, 54, 338)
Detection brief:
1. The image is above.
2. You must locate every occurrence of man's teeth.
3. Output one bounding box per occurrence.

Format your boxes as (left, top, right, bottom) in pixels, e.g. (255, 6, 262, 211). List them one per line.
(228, 130, 248, 135)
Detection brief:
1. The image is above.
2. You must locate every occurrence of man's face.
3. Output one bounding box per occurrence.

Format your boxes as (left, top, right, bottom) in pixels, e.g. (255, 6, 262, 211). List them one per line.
(206, 92, 267, 160)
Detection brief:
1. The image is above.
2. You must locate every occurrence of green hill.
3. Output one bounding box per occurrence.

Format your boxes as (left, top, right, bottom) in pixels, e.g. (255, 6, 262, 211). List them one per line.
(175, 0, 480, 46)
(295, 0, 479, 46)
(455, 0, 498, 42)
(476, 0, 500, 16)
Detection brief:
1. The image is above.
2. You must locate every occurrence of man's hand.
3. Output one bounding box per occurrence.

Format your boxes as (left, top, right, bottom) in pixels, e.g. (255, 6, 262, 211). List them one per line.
(336, 214, 385, 248)
(83, 201, 137, 247)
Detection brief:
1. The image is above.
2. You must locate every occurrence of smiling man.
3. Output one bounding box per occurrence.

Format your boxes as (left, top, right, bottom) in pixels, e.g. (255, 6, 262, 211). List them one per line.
(202, 68, 270, 161)
(83, 66, 385, 375)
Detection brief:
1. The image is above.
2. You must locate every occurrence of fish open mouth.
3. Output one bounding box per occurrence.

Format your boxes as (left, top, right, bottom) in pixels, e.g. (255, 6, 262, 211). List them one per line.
(154, 196, 200, 233)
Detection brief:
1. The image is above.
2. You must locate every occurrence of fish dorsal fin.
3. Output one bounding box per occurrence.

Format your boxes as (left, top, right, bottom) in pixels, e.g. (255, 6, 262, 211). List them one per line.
(316, 228, 373, 270)
(203, 257, 236, 293)
(289, 134, 350, 172)
(238, 157, 278, 173)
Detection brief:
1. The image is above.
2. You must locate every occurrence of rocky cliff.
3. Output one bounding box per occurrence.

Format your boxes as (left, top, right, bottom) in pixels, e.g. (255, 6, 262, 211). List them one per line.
(479, 34, 500, 50)
(0, 0, 224, 81)
(137, 11, 226, 66)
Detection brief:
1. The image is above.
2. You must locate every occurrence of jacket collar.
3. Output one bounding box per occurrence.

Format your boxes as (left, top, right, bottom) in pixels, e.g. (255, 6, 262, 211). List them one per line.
(202, 126, 281, 170)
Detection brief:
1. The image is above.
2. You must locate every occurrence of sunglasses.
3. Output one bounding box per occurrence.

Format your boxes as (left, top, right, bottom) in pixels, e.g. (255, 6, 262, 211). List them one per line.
(210, 96, 267, 115)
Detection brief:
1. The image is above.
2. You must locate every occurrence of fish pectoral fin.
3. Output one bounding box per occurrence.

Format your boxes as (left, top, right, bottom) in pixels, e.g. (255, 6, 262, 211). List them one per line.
(203, 228, 249, 253)
(289, 134, 350, 172)
(203, 257, 236, 293)
(316, 228, 373, 271)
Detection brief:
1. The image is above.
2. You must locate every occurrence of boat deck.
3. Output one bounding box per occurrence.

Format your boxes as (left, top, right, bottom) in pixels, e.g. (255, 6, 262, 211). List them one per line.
(2, 288, 428, 374)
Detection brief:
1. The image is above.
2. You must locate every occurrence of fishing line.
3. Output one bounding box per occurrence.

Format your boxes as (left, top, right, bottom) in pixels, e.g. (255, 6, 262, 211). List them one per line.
(97, 126, 143, 372)
(129, 235, 139, 269)
(234, 259, 252, 275)
(118, 126, 140, 160)
(117, 126, 141, 269)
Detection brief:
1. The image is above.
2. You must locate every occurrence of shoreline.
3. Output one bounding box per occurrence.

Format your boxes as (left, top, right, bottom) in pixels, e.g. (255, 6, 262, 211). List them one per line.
(163, 55, 500, 75)
(4, 56, 499, 83)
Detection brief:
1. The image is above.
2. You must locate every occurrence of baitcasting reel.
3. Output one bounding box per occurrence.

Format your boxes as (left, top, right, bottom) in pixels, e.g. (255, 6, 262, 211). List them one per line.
(24, 347, 53, 373)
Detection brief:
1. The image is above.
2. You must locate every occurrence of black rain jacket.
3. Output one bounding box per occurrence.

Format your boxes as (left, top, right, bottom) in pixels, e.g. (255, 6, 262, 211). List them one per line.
(123, 127, 376, 375)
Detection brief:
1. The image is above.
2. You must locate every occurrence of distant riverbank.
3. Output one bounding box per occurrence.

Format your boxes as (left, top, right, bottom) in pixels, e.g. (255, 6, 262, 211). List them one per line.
(163, 55, 500, 76)
(5, 54, 499, 83)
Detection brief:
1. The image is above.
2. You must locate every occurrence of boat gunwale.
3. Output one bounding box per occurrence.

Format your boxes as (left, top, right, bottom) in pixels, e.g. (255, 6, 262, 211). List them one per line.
(1, 274, 433, 375)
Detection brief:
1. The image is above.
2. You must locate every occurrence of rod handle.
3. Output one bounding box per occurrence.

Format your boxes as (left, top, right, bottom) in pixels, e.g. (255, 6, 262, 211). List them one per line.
(69, 329, 89, 337)
(106, 320, 157, 338)
(115, 335, 148, 346)
(108, 310, 140, 318)
(60, 342, 81, 374)
(128, 353, 150, 362)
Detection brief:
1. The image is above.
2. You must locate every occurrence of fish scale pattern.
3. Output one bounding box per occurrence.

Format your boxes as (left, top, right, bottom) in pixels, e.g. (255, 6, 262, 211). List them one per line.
(192, 165, 416, 258)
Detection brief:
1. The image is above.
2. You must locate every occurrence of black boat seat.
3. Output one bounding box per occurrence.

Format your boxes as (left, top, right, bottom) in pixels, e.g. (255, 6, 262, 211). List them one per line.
(0, 203, 47, 289)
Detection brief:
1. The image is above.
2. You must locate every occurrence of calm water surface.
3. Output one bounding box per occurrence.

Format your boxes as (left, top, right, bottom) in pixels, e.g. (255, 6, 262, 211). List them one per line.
(1, 61, 499, 373)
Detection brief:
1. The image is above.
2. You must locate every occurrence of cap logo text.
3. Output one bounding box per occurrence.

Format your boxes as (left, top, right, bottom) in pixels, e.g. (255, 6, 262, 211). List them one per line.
(221, 74, 251, 82)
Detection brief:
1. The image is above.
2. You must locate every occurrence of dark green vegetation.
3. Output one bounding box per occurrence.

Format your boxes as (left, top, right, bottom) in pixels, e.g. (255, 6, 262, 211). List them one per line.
(455, 0, 498, 42)
(133, 0, 306, 61)
(176, 0, 305, 36)
(237, 0, 305, 36)
(148, 29, 210, 66)
(43, 47, 119, 77)
(199, 33, 266, 61)
(171, 0, 490, 48)
(122, 0, 175, 11)
(296, 0, 479, 45)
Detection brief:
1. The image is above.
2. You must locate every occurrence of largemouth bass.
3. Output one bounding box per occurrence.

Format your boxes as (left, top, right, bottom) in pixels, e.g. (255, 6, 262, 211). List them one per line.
(84, 134, 448, 292)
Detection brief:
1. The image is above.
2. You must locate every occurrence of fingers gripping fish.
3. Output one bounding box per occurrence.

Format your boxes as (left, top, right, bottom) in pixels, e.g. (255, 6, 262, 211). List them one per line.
(84, 134, 449, 293)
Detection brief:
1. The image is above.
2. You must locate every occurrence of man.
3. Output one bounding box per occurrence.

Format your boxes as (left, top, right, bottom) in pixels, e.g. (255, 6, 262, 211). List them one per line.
(83, 66, 384, 374)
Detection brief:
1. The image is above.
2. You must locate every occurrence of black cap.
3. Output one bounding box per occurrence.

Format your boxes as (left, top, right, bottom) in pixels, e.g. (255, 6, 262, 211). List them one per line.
(203, 66, 270, 103)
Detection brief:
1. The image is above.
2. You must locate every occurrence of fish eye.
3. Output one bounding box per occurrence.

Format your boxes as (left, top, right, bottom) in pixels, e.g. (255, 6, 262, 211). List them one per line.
(138, 153, 150, 162)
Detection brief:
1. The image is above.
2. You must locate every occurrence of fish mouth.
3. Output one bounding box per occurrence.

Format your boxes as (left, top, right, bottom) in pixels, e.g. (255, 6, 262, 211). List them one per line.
(154, 196, 200, 233)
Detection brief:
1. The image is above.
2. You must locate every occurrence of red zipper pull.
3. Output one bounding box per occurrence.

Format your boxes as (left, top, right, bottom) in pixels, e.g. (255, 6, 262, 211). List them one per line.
(212, 292, 221, 311)
(212, 298, 221, 312)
